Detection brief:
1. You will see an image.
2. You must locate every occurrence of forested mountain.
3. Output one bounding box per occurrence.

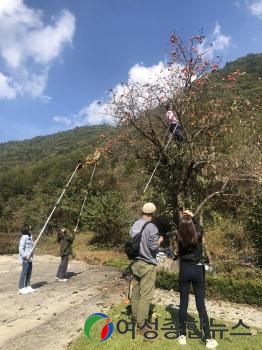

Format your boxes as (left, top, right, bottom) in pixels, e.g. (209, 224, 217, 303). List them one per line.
(0, 125, 118, 231)
(222, 53, 262, 102)
(0, 124, 113, 167)
(0, 52, 261, 262)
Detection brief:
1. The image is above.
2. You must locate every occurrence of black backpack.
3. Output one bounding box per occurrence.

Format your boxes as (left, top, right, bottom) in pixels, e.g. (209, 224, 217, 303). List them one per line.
(125, 222, 150, 259)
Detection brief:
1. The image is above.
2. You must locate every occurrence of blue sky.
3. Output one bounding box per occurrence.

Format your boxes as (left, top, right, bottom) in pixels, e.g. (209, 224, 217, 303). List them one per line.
(0, 0, 262, 143)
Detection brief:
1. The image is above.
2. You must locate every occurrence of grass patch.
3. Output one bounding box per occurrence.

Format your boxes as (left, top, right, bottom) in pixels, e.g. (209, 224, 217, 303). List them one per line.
(104, 258, 127, 268)
(68, 303, 261, 350)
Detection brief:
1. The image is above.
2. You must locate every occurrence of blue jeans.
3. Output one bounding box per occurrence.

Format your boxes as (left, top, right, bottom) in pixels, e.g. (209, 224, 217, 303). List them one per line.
(19, 261, 32, 289)
(179, 263, 211, 339)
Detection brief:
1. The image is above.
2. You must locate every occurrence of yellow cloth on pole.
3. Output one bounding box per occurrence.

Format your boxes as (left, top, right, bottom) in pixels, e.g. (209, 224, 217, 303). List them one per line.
(85, 150, 101, 165)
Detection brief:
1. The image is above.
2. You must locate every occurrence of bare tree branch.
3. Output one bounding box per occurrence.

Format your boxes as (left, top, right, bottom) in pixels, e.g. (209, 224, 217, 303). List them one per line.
(194, 179, 229, 216)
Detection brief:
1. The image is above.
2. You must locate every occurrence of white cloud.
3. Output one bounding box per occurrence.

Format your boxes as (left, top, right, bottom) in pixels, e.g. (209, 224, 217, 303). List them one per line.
(0, 0, 75, 99)
(128, 62, 166, 84)
(212, 23, 231, 50)
(248, 1, 262, 18)
(54, 100, 114, 128)
(17, 67, 49, 97)
(53, 61, 179, 127)
(0, 72, 16, 99)
(24, 10, 75, 65)
(197, 23, 231, 58)
(78, 101, 114, 125)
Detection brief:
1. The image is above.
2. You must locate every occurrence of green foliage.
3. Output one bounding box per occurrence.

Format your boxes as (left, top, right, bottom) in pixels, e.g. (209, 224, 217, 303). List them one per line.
(81, 191, 133, 247)
(156, 270, 262, 306)
(0, 125, 116, 231)
(245, 196, 262, 258)
(155, 270, 179, 291)
(223, 53, 262, 102)
(219, 220, 249, 253)
(206, 274, 262, 305)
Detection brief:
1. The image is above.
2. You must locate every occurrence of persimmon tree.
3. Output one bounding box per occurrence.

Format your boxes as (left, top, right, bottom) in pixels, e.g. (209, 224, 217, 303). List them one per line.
(107, 32, 261, 222)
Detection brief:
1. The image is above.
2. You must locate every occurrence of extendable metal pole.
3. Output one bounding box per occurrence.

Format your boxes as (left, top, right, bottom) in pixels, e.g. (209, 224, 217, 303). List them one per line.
(29, 161, 83, 256)
(143, 124, 178, 194)
(74, 162, 97, 231)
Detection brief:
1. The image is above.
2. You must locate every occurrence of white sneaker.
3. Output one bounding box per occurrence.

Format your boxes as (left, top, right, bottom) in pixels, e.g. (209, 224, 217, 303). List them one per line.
(26, 286, 36, 293)
(58, 278, 67, 281)
(55, 277, 59, 281)
(206, 339, 218, 349)
(19, 287, 30, 295)
(178, 335, 187, 345)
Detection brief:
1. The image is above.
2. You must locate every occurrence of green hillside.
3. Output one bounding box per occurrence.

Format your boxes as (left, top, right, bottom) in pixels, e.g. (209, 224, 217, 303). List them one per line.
(222, 53, 262, 102)
(0, 124, 114, 166)
(0, 124, 118, 232)
(0, 53, 261, 267)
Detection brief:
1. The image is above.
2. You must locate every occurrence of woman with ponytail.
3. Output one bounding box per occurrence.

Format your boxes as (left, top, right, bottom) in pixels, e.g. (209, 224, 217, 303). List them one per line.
(176, 210, 217, 349)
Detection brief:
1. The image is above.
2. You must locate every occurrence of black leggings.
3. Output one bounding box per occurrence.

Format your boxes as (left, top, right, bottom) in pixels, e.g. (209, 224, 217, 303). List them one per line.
(179, 263, 211, 339)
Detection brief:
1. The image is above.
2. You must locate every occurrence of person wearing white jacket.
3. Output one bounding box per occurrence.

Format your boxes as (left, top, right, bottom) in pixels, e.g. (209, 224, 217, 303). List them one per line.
(18, 224, 35, 294)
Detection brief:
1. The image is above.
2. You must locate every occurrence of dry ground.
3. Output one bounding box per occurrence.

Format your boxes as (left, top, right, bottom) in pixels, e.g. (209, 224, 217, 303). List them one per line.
(0, 255, 127, 350)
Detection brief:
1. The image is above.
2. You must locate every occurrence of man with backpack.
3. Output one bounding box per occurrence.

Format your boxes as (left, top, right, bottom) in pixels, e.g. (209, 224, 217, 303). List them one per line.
(128, 202, 163, 338)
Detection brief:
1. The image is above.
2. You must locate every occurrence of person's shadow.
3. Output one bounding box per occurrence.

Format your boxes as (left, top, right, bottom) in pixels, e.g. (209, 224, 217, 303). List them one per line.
(31, 281, 48, 289)
(65, 271, 83, 280)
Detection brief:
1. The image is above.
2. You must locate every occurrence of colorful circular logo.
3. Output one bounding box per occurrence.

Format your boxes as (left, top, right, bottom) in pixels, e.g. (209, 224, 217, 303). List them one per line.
(84, 312, 114, 342)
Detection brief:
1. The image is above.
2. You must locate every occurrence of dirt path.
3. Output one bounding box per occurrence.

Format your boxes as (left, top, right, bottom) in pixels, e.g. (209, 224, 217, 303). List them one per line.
(0, 255, 261, 350)
(0, 255, 126, 350)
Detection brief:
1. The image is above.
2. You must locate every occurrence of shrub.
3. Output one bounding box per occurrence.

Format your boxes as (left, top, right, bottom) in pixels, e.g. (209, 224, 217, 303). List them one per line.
(245, 196, 262, 260)
(155, 270, 262, 306)
(81, 191, 132, 247)
(0, 233, 19, 254)
(156, 270, 179, 291)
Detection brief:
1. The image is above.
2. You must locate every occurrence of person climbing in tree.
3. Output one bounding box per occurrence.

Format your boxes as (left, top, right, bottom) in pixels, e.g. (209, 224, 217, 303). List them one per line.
(165, 103, 184, 142)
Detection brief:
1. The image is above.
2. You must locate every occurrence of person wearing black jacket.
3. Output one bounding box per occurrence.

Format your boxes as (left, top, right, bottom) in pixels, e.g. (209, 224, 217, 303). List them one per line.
(176, 210, 218, 349)
(55, 228, 76, 282)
